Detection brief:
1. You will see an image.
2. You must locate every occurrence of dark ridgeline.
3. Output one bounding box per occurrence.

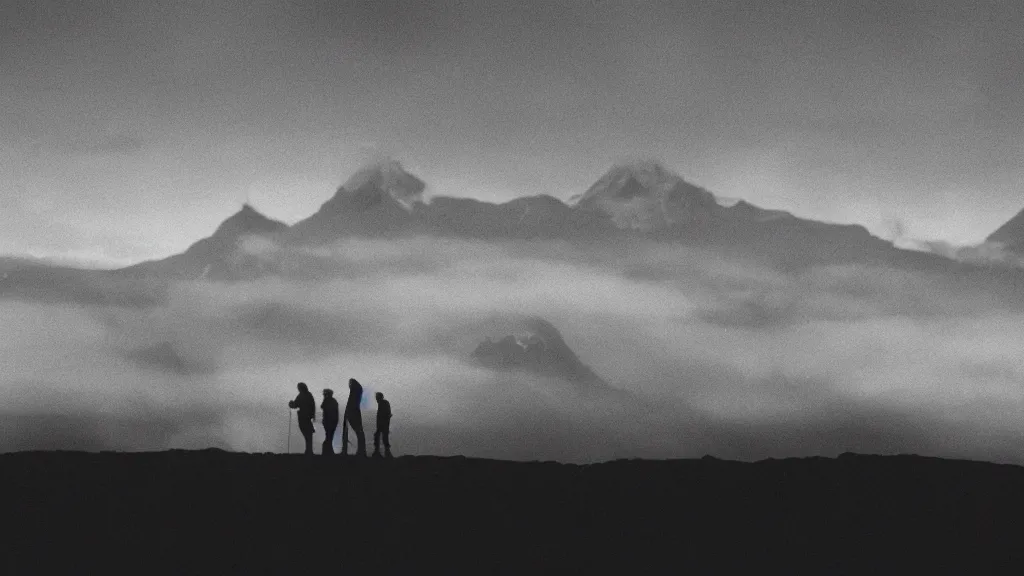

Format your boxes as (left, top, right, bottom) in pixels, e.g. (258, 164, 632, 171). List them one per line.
(4, 451, 1024, 574)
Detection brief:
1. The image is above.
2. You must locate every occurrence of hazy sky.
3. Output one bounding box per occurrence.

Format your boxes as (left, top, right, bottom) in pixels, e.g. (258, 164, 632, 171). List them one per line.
(2, 0, 1023, 265)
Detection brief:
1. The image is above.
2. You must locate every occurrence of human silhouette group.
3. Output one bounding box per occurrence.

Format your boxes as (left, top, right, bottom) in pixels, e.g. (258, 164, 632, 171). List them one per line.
(288, 379, 392, 457)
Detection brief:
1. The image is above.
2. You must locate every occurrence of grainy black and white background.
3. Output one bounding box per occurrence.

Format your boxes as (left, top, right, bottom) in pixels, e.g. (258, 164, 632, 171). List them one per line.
(3, 0, 1024, 463)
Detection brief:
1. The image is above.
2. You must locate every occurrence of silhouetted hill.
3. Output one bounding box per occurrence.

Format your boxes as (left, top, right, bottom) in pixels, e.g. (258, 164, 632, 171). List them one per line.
(5, 450, 1024, 573)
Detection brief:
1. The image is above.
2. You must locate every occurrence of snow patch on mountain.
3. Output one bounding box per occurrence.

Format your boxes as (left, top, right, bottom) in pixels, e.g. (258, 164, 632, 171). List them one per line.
(575, 162, 721, 230)
(471, 317, 608, 388)
(340, 160, 426, 211)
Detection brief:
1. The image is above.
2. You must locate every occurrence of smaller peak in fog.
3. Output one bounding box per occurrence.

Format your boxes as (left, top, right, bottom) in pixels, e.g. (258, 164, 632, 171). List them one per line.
(213, 204, 288, 239)
(471, 317, 607, 388)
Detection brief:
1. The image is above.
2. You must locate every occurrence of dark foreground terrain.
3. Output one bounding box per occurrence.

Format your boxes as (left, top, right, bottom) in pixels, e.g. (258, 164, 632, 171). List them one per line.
(5, 450, 1024, 574)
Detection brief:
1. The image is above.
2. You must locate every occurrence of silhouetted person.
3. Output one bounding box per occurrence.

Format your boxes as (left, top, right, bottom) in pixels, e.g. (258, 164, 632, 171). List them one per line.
(373, 392, 392, 459)
(321, 389, 339, 455)
(288, 382, 316, 455)
(341, 378, 366, 457)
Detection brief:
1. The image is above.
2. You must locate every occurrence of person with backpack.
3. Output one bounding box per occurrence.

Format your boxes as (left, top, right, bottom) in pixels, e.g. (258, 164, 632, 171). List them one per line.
(341, 378, 367, 457)
(320, 389, 339, 455)
(288, 382, 316, 455)
(373, 392, 392, 459)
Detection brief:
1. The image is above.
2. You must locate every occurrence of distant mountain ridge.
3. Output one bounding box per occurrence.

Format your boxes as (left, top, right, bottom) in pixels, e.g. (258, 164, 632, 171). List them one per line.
(113, 160, 952, 281)
(286, 160, 882, 247)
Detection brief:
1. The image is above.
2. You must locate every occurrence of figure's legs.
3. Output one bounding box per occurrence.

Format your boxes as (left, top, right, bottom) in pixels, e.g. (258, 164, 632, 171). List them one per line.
(383, 426, 391, 458)
(300, 420, 314, 455)
(373, 428, 381, 456)
(323, 425, 336, 455)
(350, 411, 366, 456)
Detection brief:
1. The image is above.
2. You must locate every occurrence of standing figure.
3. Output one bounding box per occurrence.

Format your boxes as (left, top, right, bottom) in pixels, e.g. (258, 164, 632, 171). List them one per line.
(320, 389, 339, 455)
(288, 382, 316, 455)
(341, 378, 367, 457)
(373, 392, 392, 459)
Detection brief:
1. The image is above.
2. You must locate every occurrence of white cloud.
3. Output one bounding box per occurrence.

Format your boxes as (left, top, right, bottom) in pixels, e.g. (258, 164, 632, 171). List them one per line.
(4, 237, 1024, 462)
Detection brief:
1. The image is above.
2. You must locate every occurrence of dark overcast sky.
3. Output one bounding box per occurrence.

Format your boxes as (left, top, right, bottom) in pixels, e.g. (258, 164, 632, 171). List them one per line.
(2, 0, 1022, 265)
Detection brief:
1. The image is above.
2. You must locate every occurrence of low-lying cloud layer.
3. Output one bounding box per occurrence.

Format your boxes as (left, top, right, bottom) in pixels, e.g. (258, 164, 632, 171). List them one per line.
(3, 237, 1024, 463)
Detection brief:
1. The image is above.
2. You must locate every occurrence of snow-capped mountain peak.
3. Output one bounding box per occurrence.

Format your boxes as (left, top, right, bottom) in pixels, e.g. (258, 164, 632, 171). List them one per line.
(575, 161, 720, 230)
(340, 160, 426, 211)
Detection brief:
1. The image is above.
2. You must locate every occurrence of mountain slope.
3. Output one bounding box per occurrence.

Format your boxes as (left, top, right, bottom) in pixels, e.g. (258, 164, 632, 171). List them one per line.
(575, 162, 908, 268)
(987, 208, 1024, 252)
(0, 256, 166, 307)
(118, 204, 288, 281)
(288, 160, 425, 242)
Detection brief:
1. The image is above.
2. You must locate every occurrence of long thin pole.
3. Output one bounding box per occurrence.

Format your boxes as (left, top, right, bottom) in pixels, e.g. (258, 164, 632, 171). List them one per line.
(287, 408, 292, 454)
(342, 414, 348, 455)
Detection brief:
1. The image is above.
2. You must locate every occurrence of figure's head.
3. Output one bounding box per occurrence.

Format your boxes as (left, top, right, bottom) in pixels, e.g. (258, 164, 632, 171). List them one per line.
(323, 389, 333, 398)
(349, 378, 359, 388)
(297, 382, 308, 392)
(375, 392, 384, 402)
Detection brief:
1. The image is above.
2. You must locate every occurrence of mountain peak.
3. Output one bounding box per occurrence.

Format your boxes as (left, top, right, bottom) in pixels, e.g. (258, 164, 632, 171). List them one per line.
(471, 317, 607, 387)
(286, 161, 427, 242)
(339, 160, 426, 211)
(212, 204, 288, 239)
(580, 161, 682, 198)
(115, 204, 287, 281)
(576, 161, 720, 230)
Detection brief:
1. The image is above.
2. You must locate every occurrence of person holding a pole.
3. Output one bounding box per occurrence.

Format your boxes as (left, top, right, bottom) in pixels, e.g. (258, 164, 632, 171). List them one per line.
(288, 382, 316, 455)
